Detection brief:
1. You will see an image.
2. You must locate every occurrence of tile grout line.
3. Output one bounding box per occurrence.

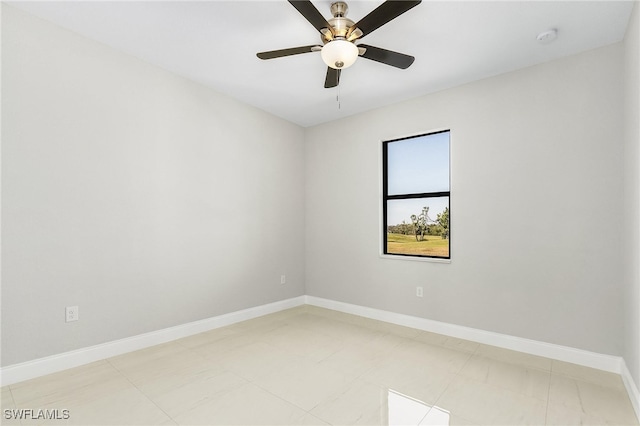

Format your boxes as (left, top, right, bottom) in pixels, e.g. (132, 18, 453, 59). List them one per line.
(105, 357, 178, 425)
(253, 316, 399, 424)
(7, 385, 17, 406)
(435, 343, 555, 425)
(6, 385, 18, 418)
(543, 362, 553, 425)
(250, 367, 343, 424)
(411, 330, 477, 425)
(238, 316, 357, 424)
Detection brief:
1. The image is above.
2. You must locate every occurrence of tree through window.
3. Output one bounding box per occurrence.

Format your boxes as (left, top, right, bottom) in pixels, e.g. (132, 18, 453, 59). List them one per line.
(382, 130, 450, 259)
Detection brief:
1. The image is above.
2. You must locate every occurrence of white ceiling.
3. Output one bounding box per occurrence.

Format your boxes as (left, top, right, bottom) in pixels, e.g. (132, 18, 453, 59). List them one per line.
(8, 1, 635, 127)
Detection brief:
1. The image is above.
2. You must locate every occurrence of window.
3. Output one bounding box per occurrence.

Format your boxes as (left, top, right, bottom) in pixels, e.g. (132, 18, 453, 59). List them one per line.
(382, 130, 450, 259)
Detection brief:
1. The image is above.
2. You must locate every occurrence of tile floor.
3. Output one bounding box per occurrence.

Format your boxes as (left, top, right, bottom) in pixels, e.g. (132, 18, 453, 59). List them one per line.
(1, 305, 638, 425)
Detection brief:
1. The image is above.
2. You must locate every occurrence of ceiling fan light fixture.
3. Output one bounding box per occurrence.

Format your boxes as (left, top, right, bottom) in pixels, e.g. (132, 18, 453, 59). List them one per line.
(321, 38, 359, 69)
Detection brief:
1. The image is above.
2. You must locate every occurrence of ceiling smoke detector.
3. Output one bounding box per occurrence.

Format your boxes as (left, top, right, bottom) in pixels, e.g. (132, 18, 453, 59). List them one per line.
(537, 29, 558, 44)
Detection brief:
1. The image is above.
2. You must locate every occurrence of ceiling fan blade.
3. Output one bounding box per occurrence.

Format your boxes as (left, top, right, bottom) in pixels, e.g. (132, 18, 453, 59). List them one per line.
(359, 44, 415, 69)
(324, 67, 341, 88)
(257, 45, 320, 60)
(348, 0, 421, 39)
(288, 1, 335, 37)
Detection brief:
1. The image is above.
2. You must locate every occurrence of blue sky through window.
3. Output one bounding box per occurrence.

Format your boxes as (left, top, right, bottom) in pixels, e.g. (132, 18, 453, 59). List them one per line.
(387, 131, 450, 196)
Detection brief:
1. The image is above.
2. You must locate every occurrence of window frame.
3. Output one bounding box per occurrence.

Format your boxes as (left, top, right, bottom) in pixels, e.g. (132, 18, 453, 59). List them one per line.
(381, 130, 451, 261)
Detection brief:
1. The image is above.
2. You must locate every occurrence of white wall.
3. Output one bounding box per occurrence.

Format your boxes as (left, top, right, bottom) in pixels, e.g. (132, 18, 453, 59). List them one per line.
(623, 3, 640, 388)
(1, 1, 635, 378)
(305, 43, 625, 356)
(1, 5, 305, 366)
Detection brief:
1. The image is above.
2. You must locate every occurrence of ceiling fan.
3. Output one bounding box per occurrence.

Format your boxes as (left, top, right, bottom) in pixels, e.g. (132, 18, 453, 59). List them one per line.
(257, 0, 421, 88)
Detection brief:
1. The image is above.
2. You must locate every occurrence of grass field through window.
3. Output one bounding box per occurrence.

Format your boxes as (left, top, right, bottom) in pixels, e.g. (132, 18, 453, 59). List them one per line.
(386, 233, 449, 257)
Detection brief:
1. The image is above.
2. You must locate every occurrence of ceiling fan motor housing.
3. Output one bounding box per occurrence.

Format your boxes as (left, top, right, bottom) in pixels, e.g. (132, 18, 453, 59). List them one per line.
(321, 2, 363, 43)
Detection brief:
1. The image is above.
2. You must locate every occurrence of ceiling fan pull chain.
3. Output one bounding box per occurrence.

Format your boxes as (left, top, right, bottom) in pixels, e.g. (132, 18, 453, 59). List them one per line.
(337, 85, 341, 110)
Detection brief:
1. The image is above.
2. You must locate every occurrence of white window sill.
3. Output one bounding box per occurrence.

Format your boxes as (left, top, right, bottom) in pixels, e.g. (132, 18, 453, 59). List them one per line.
(380, 254, 451, 264)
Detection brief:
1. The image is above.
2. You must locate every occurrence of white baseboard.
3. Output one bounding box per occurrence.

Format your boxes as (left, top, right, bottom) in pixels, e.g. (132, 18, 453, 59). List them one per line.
(622, 359, 640, 421)
(306, 296, 640, 422)
(3, 293, 638, 422)
(304, 295, 623, 374)
(0, 296, 306, 386)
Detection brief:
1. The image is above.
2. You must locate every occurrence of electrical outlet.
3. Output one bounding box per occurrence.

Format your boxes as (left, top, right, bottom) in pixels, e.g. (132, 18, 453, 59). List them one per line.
(416, 287, 423, 298)
(65, 306, 79, 322)
(280, 275, 286, 285)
